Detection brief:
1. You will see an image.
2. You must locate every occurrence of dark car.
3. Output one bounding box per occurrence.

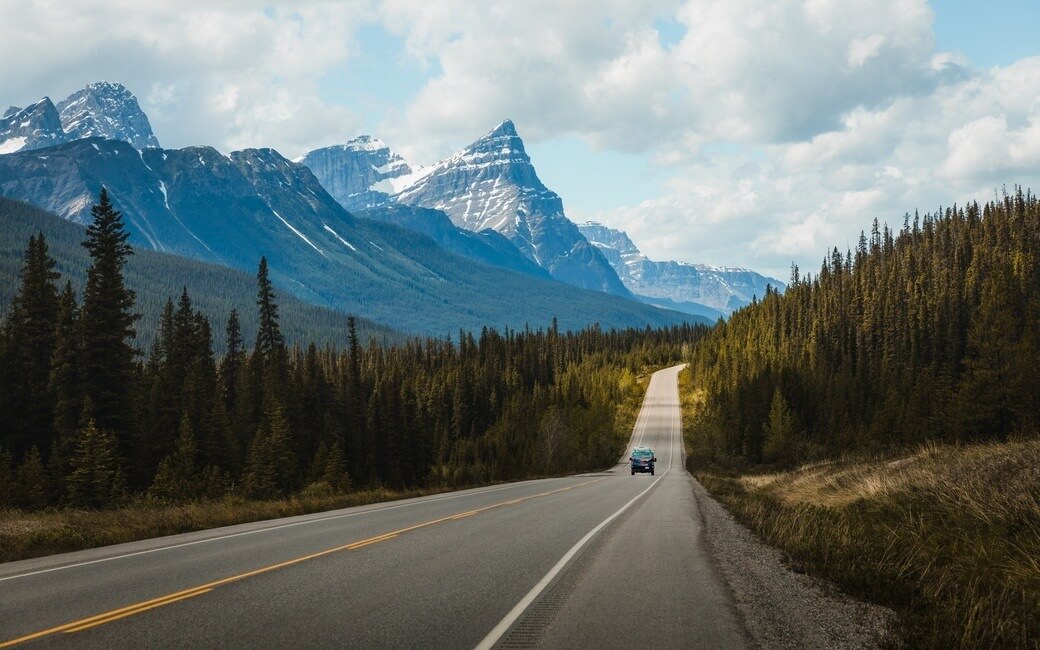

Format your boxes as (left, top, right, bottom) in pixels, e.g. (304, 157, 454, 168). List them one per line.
(630, 447, 656, 475)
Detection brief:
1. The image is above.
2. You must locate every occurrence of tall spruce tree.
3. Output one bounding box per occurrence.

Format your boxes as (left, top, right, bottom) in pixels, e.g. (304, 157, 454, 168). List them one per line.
(251, 257, 287, 408)
(49, 282, 82, 449)
(1, 234, 61, 458)
(78, 188, 139, 448)
(255, 257, 284, 364)
(221, 309, 243, 416)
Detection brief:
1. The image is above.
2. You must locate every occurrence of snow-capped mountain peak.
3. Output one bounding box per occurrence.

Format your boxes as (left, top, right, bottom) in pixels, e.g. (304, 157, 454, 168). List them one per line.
(56, 81, 159, 149)
(390, 119, 632, 297)
(577, 221, 647, 267)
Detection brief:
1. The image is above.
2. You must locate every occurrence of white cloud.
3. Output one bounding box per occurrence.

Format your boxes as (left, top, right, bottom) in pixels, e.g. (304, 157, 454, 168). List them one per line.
(4, 0, 1040, 280)
(0, 0, 372, 157)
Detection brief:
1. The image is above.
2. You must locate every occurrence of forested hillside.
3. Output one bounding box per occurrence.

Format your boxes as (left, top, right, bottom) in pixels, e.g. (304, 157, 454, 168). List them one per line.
(686, 188, 1040, 466)
(0, 198, 398, 352)
(0, 192, 700, 510)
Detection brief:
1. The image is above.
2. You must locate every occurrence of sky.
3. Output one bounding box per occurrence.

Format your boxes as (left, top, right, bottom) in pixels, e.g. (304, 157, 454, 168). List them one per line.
(2, 0, 1039, 280)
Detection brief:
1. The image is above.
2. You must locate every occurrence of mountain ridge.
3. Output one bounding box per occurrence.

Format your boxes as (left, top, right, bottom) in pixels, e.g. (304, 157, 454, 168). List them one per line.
(0, 136, 697, 334)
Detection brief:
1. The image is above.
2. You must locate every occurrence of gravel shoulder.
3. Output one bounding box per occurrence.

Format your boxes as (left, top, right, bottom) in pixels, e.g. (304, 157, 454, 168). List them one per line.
(690, 478, 896, 649)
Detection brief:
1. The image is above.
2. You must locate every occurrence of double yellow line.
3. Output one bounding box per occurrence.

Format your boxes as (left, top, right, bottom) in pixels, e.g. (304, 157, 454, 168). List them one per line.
(1, 478, 602, 648)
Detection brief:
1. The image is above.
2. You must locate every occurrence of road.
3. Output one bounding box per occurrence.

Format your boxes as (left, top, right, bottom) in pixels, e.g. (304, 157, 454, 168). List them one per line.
(0, 365, 748, 649)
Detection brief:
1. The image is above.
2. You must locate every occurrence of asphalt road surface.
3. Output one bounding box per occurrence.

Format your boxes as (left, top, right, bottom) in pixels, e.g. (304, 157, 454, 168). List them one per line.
(0, 364, 749, 649)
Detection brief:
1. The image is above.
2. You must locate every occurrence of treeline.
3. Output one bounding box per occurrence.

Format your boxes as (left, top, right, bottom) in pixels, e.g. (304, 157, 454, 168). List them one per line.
(0, 190, 698, 510)
(688, 188, 1040, 466)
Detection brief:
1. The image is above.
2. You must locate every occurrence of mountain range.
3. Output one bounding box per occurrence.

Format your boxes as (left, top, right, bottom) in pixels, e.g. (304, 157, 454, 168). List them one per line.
(300, 122, 783, 317)
(0, 80, 779, 335)
(0, 83, 695, 335)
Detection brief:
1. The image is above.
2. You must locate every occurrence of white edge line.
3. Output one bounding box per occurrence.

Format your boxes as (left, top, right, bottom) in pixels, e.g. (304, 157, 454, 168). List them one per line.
(475, 471, 667, 650)
(0, 481, 546, 583)
(476, 366, 680, 649)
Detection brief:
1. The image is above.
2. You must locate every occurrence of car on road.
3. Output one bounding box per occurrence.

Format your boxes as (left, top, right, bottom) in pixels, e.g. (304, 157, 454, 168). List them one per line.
(630, 447, 656, 475)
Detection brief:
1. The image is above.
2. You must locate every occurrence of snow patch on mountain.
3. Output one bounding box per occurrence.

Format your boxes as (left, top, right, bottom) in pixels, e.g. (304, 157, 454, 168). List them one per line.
(0, 137, 27, 154)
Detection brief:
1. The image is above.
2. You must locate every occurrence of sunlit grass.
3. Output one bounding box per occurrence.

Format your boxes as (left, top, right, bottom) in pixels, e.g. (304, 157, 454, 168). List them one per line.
(680, 372, 1040, 646)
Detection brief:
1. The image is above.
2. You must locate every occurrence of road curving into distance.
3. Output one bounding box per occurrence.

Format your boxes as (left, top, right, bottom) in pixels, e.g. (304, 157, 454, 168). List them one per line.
(0, 365, 749, 649)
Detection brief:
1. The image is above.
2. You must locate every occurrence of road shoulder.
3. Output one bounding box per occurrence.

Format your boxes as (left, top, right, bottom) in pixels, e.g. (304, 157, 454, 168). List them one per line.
(690, 478, 896, 648)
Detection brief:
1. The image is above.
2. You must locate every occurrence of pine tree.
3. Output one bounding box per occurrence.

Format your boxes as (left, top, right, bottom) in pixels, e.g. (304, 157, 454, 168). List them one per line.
(67, 411, 127, 509)
(220, 309, 243, 418)
(1, 234, 62, 457)
(78, 188, 139, 447)
(49, 282, 81, 445)
(15, 446, 48, 510)
(149, 413, 200, 502)
(254, 257, 284, 368)
(141, 298, 179, 476)
(249, 258, 287, 438)
(243, 398, 297, 499)
(309, 440, 351, 492)
(763, 389, 797, 465)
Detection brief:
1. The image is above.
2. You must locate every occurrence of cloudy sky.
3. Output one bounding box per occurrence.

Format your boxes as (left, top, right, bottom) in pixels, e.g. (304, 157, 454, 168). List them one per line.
(3, 0, 1039, 279)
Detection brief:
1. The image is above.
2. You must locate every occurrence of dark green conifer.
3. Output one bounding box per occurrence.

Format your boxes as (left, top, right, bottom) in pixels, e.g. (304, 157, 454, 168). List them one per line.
(78, 188, 139, 446)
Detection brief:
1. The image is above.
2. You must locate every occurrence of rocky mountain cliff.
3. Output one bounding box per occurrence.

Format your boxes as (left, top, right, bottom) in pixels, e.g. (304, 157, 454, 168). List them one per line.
(56, 82, 159, 149)
(388, 120, 631, 297)
(0, 99, 67, 154)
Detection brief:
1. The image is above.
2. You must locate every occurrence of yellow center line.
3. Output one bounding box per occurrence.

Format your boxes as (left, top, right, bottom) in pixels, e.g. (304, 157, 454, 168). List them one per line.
(346, 533, 399, 550)
(63, 589, 214, 634)
(1, 477, 603, 648)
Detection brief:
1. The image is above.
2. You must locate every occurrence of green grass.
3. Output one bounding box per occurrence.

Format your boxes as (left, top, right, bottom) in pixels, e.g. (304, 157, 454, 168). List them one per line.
(680, 372, 1040, 647)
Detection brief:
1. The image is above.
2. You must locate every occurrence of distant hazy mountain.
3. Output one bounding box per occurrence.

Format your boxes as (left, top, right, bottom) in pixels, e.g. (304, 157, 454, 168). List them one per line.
(387, 120, 631, 297)
(297, 136, 419, 212)
(0, 82, 158, 154)
(0, 135, 694, 334)
(577, 221, 785, 316)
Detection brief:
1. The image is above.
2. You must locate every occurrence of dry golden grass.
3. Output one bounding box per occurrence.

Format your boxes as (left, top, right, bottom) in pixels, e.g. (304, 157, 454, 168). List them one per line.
(694, 441, 1040, 648)
(0, 486, 449, 563)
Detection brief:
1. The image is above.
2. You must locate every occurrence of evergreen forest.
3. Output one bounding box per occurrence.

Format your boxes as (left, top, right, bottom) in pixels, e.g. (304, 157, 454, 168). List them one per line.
(686, 188, 1040, 467)
(0, 191, 698, 510)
